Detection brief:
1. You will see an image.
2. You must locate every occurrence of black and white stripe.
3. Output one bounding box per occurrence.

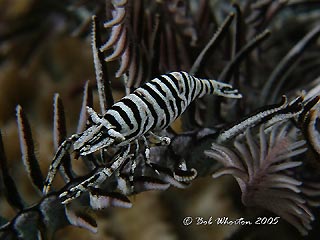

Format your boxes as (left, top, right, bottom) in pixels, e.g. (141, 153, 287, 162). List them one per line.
(43, 71, 241, 194)
(71, 71, 241, 154)
(102, 71, 241, 145)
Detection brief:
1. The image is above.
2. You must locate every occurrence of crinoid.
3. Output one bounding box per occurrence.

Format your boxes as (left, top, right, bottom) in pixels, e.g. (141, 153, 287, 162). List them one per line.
(206, 122, 314, 235)
(1, 1, 320, 239)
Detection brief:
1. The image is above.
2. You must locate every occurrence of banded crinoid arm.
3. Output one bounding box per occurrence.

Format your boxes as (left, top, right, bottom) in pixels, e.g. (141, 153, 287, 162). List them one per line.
(217, 96, 304, 143)
(43, 71, 241, 194)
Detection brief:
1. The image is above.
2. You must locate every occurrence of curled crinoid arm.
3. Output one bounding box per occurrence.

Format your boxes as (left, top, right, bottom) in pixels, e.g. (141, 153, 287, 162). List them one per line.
(206, 123, 313, 235)
(103, 0, 127, 28)
(173, 166, 197, 183)
(99, 0, 145, 91)
(100, 0, 130, 70)
(217, 95, 303, 143)
(100, 0, 129, 68)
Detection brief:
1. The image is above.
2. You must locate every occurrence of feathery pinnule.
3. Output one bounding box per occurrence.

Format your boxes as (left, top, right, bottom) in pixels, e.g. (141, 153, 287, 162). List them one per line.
(206, 123, 312, 235)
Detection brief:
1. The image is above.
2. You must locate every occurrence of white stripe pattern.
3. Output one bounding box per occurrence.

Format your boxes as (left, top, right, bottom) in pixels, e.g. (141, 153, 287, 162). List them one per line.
(75, 71, 242, 152)
(43, 71, 241, 194)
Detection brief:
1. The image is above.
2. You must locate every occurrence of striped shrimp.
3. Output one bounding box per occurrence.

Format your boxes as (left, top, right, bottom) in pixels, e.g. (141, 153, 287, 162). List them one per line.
(43, 71, 241, 195)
